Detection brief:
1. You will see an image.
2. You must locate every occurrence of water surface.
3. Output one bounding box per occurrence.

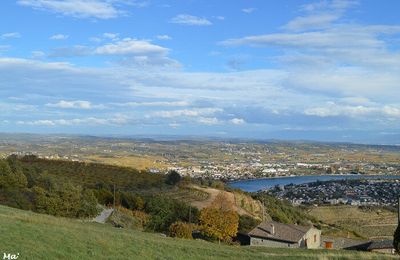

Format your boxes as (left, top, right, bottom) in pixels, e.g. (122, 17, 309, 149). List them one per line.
(229, 174, 400, 192)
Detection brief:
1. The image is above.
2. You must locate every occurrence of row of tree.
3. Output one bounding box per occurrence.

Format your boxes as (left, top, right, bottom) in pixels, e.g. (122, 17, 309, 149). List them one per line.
(0, 157, 98, 218)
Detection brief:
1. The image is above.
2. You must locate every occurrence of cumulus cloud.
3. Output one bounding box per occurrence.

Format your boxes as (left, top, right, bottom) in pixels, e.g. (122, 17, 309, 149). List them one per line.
(47, 38, 178, 67)
(170, 14, 212, 26)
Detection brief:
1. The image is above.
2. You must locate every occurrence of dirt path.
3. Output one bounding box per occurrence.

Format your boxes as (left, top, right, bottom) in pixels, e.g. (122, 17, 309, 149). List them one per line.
(189, 186, 251, 216)
(93, 208, 114, 223)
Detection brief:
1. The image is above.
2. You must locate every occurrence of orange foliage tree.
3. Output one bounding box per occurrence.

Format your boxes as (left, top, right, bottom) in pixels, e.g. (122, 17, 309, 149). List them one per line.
(199, 205, 239, 242)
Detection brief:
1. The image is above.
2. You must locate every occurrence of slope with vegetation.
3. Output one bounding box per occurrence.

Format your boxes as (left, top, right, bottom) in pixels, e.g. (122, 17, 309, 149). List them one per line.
(0, 205, 395, 260)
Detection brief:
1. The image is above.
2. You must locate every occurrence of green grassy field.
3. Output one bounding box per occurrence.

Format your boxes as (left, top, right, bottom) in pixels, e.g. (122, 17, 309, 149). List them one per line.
(0, 206, 397, 259)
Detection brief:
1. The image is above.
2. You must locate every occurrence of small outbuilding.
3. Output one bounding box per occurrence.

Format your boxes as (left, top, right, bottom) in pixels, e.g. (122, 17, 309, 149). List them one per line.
(248, 221, 321, 249)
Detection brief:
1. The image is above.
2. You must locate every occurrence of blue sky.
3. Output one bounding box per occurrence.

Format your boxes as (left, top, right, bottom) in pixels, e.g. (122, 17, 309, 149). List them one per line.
(0, 0, 400, 144)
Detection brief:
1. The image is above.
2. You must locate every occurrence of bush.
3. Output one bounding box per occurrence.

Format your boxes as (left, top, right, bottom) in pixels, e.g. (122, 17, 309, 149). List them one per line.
(169, 221, 194, 239)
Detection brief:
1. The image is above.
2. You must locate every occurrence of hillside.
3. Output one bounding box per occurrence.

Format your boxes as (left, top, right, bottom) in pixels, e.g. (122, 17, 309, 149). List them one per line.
(309, 205, 397, 239)
(0, 205, 395, 260)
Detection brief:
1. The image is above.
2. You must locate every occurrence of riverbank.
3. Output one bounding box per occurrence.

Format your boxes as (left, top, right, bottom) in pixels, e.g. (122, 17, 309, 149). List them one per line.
(228, 174, 400, 192)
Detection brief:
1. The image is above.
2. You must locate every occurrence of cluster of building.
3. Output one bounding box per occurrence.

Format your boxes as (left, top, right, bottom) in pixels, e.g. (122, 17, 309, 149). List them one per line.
(269, 179, 400, 206)
(168, 161, 400, 181)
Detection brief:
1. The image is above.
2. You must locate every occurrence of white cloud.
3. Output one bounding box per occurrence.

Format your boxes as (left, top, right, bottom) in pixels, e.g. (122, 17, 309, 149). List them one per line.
(230, 118, 245, 125)
(94, 38, 168, 56)
(1, 32, 21, 39)
(156, 35, 172, 40)
(284, 13, 341, 31)
(103, 32, 119, 40)
(1, 57, 399, 133)
(149, 108, 222, 118)
(114, 101, 189, 107)
(50, 34, 69, 40)
(18, 116, 128, 126)
(301, 0, 358, 13)
(46, 100, 93, 109)
(242, 8, 256, 14)
(17, 0, 123, 19)
(304, 103, 400, 119)
(46, 38, 177, 67)
(170, 14, 212, 26)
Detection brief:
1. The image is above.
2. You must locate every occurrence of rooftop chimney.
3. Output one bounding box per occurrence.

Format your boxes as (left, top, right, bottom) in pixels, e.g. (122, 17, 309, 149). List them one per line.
(270, 224, 275, 235)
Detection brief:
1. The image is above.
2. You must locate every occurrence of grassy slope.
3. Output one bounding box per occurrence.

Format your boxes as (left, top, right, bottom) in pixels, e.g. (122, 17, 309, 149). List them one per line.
(0, 206, 396, 260)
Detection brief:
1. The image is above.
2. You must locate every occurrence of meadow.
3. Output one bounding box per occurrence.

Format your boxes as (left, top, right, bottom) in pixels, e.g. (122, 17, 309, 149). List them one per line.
(0, 205, 396, 260)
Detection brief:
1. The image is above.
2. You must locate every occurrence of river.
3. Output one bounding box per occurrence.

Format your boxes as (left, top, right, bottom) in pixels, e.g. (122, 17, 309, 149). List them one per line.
(228, 174, 400, 192)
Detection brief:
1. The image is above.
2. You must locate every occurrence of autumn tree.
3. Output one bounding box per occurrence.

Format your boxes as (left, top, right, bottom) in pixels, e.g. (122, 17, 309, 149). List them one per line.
(199, 206, 239, 242)
(169, 221, 194, 239)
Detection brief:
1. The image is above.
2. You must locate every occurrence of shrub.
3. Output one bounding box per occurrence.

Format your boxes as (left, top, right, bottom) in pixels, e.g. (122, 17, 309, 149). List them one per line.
(169, 221, 194, 239)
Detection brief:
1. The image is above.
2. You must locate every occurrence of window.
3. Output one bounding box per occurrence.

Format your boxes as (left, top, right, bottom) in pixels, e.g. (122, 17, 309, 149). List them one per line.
(314, 234, 317, 243)
(305, 239, 307, 247)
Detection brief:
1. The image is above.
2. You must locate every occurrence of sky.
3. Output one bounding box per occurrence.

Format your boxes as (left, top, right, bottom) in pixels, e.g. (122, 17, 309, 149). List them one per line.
(0, 0, 400, 144)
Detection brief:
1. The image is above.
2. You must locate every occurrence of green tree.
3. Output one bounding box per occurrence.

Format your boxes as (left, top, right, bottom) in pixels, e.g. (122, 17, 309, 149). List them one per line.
(165, 170, 181, 185)
(0, 160, 27, 189)
(32, 186, 61, 215)
(57, 182, 82, 217)
(78, 189, 99, 218)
